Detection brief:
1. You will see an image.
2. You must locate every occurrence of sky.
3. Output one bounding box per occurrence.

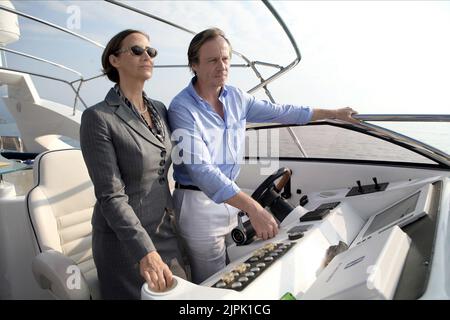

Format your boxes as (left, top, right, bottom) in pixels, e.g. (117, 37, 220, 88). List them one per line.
(1, 0, 450, 120)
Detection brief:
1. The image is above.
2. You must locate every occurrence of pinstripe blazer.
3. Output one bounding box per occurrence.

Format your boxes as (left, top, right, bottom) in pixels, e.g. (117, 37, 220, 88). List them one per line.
(80, 88, 183, 280)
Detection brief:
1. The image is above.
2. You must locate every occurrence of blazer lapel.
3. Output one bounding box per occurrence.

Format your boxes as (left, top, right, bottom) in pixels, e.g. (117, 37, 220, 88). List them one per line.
(105, 89, 165, 149)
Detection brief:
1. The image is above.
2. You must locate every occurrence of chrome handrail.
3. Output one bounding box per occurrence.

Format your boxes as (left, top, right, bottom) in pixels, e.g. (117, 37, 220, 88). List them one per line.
(246, 114, 450, 129)
(0, 47, 86, 112)
(1, 1, 301, 118)
(153, 64, 250, 69)
(0, 67, 89, 110)
(0, 48, 83, 77)
(0, 4, 100, 112)
(104, 0, 272, 72)
(247, 0, 301, 95)
(104, 0, 196, 36)
(0, 4, 105, 49)
(353, 114, 450, 122)
(104, 0, 302, 96)
(253, 61, 284, 70)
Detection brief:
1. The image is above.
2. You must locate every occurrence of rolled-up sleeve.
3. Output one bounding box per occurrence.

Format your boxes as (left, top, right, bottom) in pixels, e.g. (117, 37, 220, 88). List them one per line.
(168, 105, 241, 203)
(242, 88, 313, 124)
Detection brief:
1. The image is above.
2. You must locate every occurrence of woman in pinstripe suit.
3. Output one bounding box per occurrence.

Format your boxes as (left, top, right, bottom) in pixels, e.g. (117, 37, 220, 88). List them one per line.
(80, 29, 187, 299)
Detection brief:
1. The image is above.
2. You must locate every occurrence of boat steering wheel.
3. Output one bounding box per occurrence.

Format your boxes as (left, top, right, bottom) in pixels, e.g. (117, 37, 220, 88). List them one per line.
(251, 167, 293, 205)
(231, 167, 295, 245)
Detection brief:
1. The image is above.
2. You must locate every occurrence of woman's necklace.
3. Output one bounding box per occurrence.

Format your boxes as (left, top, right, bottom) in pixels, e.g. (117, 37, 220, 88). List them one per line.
(138, 100, 152, 128)
(137, 104, 148, 115)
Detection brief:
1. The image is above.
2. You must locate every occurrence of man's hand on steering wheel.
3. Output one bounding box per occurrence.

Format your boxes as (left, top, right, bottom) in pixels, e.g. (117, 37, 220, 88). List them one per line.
(247, 205, 279, 240)
(247, 167, 293, 240)
(227, 167, 293, 242)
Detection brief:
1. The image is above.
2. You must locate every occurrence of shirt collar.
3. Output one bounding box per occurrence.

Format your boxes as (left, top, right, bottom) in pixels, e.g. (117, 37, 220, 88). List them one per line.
(187, 76, 228, 104)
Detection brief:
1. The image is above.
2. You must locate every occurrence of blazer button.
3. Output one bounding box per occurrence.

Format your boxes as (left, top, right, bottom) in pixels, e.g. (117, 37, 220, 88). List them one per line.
(160, 151, 166, 158)
(158, 177, 166, 184)
(159, 160, 166, 166)
(158, 168, 164, 175)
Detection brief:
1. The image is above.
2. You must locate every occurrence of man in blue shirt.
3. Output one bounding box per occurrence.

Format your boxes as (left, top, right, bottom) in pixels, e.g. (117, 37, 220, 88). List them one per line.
(168, 28, 358, 284)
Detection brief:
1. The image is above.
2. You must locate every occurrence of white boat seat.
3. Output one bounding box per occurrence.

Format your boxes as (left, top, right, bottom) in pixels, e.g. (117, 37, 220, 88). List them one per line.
(34, 134, 75, 151)
(27, 149, 99, 299)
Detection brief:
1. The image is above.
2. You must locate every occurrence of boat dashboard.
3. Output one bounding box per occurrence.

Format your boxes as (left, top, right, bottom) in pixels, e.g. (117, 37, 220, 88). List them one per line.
(141, 175, 446, 300)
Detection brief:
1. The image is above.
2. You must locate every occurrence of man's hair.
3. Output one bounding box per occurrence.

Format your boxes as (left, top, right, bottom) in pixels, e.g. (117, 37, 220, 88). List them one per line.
(101, 29, 149, 83)
(187, 27, 232, 75)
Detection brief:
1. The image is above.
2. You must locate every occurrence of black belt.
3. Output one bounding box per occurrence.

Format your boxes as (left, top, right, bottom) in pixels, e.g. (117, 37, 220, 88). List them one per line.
(175, 182, 201, 191)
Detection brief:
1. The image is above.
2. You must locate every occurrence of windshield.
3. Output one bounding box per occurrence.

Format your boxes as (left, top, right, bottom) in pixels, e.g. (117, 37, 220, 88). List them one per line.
(245, 124, 443, 166)
(367, 122, 450, 156)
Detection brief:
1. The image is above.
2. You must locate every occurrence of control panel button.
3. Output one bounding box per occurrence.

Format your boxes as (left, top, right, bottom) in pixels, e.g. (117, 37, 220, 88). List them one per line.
(215, 281, 226, 288)
(211, 241, 296, 292)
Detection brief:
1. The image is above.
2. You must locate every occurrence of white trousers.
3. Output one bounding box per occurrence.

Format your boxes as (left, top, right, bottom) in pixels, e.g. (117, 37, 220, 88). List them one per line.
(173, 189, 239, 284)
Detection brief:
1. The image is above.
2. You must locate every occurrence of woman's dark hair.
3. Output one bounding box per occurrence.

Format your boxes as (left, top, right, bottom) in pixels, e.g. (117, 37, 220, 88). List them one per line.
(187, 27, 232, 75)
(101, 29, 149, 83)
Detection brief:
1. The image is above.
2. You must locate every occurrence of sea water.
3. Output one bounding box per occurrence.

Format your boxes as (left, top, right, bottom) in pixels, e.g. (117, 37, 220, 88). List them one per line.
(373, 122, 450, 156)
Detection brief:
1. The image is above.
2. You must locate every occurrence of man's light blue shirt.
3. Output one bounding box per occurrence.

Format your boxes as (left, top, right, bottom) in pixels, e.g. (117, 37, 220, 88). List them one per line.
(168, 77, 312, 204)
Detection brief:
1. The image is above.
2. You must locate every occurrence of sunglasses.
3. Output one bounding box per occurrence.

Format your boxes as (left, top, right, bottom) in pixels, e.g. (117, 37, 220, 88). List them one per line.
(116, 45, 158, 58)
